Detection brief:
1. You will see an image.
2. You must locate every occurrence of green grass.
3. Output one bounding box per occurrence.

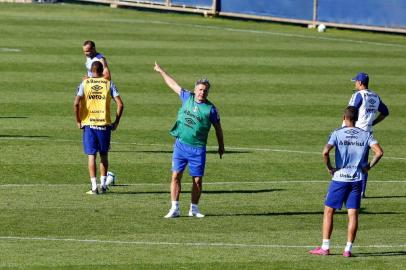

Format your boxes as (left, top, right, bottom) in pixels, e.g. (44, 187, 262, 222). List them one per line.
(0, 2, 405, 269)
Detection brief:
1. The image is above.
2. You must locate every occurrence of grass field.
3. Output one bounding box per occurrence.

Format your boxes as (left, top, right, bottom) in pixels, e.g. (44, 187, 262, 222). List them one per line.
(0, 2, 405, 269)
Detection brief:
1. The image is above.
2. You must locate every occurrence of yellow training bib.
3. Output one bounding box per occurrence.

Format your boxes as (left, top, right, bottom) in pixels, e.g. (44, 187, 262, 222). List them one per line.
(80, 78, 112, 126)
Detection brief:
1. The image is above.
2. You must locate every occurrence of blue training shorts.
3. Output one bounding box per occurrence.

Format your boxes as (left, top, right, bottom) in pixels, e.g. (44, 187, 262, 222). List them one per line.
(325, 180, 362, 210)
(83, 125, 111, 155)
(172, 139, 206, 177)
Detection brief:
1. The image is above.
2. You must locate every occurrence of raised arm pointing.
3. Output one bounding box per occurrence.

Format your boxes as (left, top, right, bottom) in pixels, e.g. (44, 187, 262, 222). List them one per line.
(154, 62, 182, 95)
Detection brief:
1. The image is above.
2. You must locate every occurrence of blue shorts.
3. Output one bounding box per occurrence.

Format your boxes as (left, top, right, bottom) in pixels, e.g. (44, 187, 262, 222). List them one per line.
(325, 180, 362, 210)
(83, 125, 111, 155)
(172, 139, 206, 177)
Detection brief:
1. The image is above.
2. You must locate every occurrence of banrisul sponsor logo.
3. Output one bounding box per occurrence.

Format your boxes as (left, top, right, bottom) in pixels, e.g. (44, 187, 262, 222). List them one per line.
(183, 109, 202, 122)
(87, 79, 106, 84)
(339, 140, 365, 147)
(366, 108, 377, 113)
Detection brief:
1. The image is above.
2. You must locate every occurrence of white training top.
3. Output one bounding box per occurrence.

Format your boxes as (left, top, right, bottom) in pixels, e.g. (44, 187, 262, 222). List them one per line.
(85, 53, 104, 77)
(347, 89, 387, 132)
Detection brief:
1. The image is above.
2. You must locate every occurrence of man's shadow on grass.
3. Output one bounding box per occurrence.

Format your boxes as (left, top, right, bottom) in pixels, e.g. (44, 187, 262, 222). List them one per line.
(207, 209, 401, 217)
(355, 251, 406, 257)
(0, 135, 50, 138)
(109, 150, 251, 154)
(364, 195, 406, 199)
(107, 188, 283, 195)
(0, 116, 28, 119)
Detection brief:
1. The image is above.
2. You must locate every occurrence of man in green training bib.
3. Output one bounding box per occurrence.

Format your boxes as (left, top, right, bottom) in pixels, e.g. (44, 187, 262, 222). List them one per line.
(154, 62, 225, 218)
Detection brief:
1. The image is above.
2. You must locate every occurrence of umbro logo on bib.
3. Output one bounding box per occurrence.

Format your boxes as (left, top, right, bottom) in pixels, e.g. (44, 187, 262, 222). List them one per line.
(91, 85, 103, 92)
(344, 129, 359, 135)
(368, 99, 376, 104)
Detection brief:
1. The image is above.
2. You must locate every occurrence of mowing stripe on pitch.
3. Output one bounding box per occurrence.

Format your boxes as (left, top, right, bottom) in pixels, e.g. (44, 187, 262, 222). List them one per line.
(0, 180, 405, 188)
(0, 236, 404, 249)
(1, 137, 406, 161)
(108, 18, 406, 49)
(3, 12, 406, 49)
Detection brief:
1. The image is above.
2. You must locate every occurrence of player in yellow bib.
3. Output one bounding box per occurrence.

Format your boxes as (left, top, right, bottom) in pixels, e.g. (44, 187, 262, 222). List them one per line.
(73, 61, 124, 194)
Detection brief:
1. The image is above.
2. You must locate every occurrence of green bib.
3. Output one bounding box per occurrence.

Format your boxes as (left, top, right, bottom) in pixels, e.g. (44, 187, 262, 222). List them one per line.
(170, 93, 213, 146)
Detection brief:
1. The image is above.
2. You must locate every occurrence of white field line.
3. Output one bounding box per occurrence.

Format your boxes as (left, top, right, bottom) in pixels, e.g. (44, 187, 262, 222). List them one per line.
(1, 136, 406, 161)
(0, 48, 21, 52)
(112, 18, 406, 49)
(0, 180, 405, 188)
(0, 236, 404, 249)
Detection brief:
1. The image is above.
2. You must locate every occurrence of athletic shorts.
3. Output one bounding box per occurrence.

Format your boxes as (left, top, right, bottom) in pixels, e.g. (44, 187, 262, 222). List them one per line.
(83, 125, 111, 155)
(172, 139, 206, 177)
(325, 180, 362, 210)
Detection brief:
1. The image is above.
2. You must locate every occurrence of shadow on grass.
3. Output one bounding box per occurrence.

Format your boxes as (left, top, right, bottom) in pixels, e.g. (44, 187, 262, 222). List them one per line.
(107, 186, 285, 195)
(355, 251, 406, 257)
(0, 116, 28, 119)
(207, 210, 401, 217)
(109, 150, 251, 154)
(107, 188, 283, 195)
(203, 188, 284, 194)
(364, 195, 406, 199)
(0, 135, 50, 138)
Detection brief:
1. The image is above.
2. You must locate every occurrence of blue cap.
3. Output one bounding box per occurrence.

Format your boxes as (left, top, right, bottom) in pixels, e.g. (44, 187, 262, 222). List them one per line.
(351, 72, 369, 85)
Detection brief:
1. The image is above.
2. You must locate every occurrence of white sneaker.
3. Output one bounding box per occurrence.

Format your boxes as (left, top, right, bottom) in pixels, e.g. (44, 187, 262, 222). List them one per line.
(164, 208, 180, 218)
(86, 189, 98, 195)
(188, 208, 205, 218)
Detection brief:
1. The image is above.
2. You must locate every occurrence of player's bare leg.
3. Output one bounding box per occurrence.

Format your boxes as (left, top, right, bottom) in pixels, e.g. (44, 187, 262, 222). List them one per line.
(343, 208, 359, 257)
(189, 176, 204, 218)
(88, 154, 97, 178)
(99, 153, 108, 176)
(191, 176, 202, 204)
(310, 206, 334, 255)
(86, 154, 98, 194)
(322, 206, 335, 240)
(164, 171, 182, 218)
(171, 171, 183, 201)
(99, 153, 109, 193)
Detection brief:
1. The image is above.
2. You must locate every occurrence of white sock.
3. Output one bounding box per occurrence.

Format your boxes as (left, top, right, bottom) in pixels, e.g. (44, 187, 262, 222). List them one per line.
(171, 201, 179, 210)
(322, 239, 330, 250)
(190, 203, 199, 211)
(344, 242, 353, 252)
(90, 177, 97, 191)
(100, 176, 107, 188)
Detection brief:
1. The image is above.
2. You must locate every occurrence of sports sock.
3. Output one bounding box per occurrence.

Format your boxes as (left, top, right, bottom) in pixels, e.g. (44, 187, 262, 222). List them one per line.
(321, 239, 330, 250)
(90, 177, 97, 191)
(171, 201, 179, 210)
(344, 242, 353, 252)
(100, 175, 107, 188)
(190, 203, 199, 211)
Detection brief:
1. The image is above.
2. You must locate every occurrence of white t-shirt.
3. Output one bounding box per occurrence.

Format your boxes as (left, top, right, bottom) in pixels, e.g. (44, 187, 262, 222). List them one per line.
(85, 53, 104, 77)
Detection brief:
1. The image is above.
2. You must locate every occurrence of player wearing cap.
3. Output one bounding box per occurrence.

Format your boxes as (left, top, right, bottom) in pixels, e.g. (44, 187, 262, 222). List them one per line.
(309, 106, 383, 257)
(154, 62, 225, 218)
(347, 72, 389, 197)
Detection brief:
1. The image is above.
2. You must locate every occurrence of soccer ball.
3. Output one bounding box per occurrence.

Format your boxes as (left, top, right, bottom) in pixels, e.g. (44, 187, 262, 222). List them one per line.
(317, 24, 326, 32)
(106, 171, 116, 186)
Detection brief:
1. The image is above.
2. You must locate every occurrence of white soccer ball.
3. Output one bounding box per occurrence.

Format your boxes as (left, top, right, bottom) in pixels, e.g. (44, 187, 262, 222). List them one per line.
(317, 24, 326, 32)
(106, 171, 116, 186)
